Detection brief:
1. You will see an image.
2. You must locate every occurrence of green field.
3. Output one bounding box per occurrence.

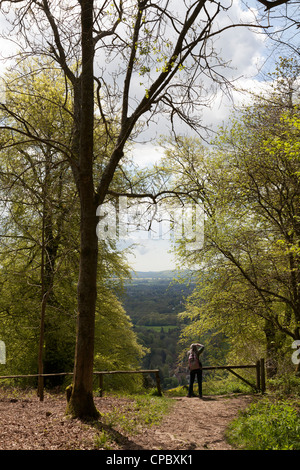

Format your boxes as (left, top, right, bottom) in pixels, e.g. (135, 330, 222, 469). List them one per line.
(137, 325, 179, 332)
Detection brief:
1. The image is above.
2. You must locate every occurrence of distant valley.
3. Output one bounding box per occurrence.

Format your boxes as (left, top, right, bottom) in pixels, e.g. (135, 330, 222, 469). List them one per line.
(121, 270, 196, 389)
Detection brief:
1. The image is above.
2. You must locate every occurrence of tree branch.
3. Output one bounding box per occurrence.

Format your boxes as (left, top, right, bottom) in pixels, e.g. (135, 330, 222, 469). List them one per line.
(38, 0, 76, 84)
(107, 188, 200, 205)
(93, 0, 123, 44)
(256, 0, 291, 10)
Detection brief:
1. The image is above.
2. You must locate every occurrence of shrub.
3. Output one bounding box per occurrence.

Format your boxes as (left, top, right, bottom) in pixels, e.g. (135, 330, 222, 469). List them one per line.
(268, 375, 300, 398)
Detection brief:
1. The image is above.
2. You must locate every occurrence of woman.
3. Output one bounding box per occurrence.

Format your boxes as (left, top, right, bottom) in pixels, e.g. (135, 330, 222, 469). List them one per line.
(187, 343, 204, 398)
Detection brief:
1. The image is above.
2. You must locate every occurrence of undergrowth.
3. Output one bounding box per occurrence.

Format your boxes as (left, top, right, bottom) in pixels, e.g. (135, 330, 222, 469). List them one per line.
(226, 374, 300, 450)
(166, 374, 254, 397)
(94, 393, 174, 449)
(226, 399, 300, 450)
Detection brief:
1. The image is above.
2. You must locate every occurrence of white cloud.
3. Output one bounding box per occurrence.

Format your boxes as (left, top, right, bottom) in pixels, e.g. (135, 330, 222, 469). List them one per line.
(125, 239, 176, 272)
(129, 142, 162, 167)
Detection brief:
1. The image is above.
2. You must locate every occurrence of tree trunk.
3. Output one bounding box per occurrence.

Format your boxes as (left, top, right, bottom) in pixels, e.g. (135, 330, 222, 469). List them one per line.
(66, 199, 99, 419)
(66, 0, 99, 419)
(264, 319, 278, 378)
(38, 148, 55, 401)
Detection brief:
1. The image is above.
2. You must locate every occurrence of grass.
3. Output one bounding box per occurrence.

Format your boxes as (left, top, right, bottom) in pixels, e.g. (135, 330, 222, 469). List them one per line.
(225, 374, 300, 450)
(94, 392, 174, 449)
(203, 376, 253, 396)
(166, 374, 255, 397)
(226, 398, 300, 450)
(102, 393, 174, 432)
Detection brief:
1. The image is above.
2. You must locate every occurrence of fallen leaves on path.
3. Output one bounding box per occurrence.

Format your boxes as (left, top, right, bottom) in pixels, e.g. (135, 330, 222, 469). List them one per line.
(0, 391, 253, 450)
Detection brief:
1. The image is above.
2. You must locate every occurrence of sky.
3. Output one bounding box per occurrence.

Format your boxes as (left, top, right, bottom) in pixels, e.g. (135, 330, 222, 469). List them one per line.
(123, 0, 273, 272)
(0, 0, 296, 273)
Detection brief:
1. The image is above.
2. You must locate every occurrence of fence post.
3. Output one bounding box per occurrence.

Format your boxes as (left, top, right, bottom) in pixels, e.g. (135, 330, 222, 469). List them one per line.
(260, 358, 266, 394)
(38, 375, 44, 402)
(98, 373, 104, 397)
(155, 371, 162, 396)
(256, 360, 261, 392)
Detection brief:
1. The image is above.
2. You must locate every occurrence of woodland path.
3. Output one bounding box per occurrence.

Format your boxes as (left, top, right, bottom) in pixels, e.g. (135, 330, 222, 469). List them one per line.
(123, 395, 253, 450)
(0, 392, 253, 450)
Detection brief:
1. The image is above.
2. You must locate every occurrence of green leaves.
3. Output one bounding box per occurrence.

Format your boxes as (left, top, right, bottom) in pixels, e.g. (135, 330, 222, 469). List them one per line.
(159, 58, 300, 368)
(0, 56, 144, 381)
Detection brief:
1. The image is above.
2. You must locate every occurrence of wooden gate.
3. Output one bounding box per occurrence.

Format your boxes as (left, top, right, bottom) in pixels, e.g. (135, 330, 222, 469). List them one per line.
(202, 358, 266, 393)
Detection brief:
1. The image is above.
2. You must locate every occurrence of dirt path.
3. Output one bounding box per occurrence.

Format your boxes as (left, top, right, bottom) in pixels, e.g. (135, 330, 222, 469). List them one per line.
(0, 393, 253, 450)
(124, 395, 253, 450)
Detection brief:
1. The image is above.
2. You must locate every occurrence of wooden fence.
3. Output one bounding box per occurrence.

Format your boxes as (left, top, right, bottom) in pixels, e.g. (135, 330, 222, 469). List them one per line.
(94, 369, 162, 397)
(0, 369, 162, 400)
(202, 358, 266, 393)
(0, 359, 266, 400)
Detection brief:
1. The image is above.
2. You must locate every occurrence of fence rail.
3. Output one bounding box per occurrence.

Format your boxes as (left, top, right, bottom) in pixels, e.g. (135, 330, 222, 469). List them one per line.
(0, 358, 266, 400)
(201, 358, 266, 393)
(0, 369, 162, 400)
(93, 370, 162, 397)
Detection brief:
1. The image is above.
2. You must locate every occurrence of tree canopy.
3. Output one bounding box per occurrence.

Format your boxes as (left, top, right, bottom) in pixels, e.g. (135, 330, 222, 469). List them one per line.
(159, 58, 300, 376)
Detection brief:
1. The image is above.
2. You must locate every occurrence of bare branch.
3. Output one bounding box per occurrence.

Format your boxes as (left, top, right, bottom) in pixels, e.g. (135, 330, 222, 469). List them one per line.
(256, 0, 292, 10)
(93, 0, 123, 44)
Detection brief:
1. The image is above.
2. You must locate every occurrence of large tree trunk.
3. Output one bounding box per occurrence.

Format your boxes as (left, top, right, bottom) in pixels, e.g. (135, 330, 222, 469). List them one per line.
(66, 196, 99, 419)
(66, 0, 99, 419)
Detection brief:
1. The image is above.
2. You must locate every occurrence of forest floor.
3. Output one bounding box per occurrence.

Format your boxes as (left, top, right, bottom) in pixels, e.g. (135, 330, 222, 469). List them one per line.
(0, 389, 254, 451)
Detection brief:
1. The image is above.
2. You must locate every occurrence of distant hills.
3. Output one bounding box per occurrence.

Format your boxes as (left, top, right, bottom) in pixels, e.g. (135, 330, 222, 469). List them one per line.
(131, 270, 196, 280)
(131, 270, 176, 279)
